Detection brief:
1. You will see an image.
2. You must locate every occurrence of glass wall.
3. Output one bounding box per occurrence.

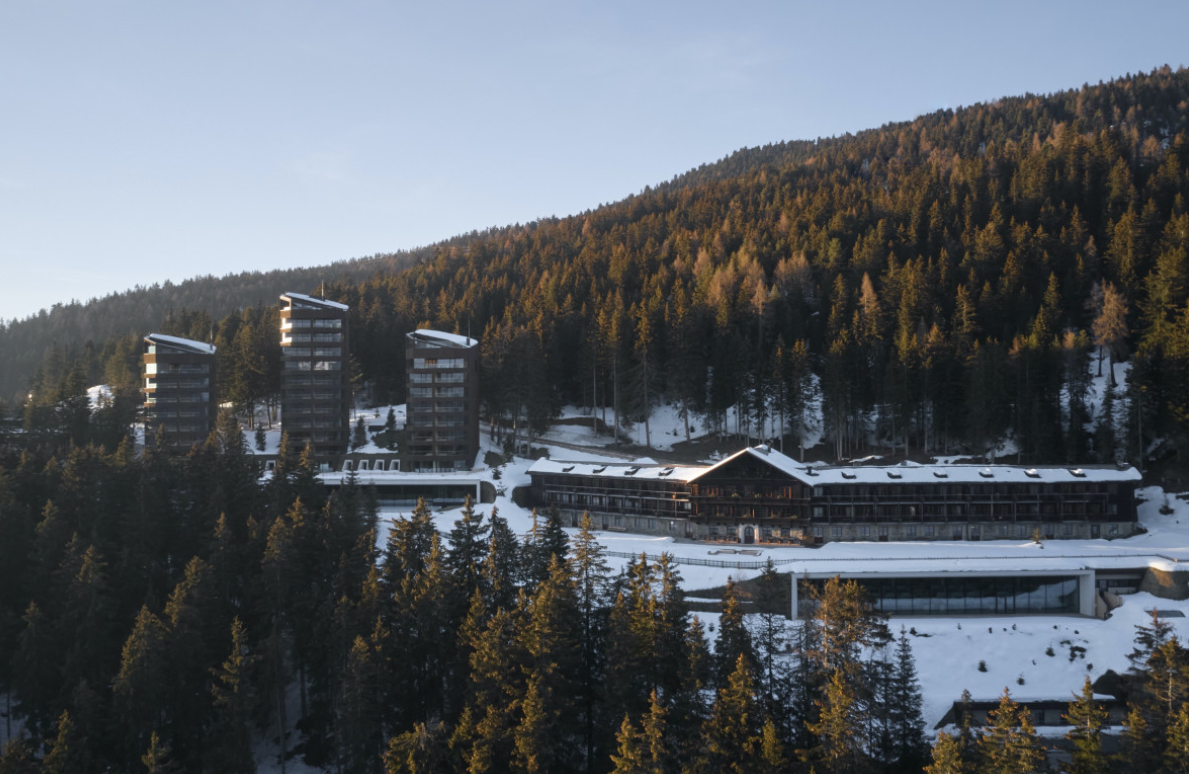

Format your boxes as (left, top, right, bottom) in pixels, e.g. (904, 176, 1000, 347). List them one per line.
(800, 575, 1079, 617)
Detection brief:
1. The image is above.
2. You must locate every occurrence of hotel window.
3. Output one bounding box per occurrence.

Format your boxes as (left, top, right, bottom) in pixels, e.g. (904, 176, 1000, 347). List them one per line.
(905, 525, 916, 538)
(832, 526, 842, 538)
(924, 525, 935, 537)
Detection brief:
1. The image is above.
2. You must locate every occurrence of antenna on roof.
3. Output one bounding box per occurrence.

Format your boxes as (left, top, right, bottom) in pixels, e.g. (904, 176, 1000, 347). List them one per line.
(319, 280, 325, 299)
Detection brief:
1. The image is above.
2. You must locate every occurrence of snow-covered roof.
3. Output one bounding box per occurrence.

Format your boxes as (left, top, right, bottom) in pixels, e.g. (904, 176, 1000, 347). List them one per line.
(145, 333, 216, 355)
(530, 446, 1142, 489)
(686, 444, 808, 482)
(797, 462, 1142, 486)
(280, 292, 349, 311)
(407, 329, 478, 348)
(688, 446, 1140, 486)
(528, 458, 705, 483)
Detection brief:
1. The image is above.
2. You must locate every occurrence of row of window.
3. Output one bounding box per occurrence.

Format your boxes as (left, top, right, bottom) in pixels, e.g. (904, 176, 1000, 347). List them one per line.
(411, 357, 465, 369)
(145, 363, 210, 375)
(282, 317, 342, 328)
(283, 346, 342, 357)
(284, 360, 341, 371)
(408, 372, 465, 384)
(408, 386, 465, 398)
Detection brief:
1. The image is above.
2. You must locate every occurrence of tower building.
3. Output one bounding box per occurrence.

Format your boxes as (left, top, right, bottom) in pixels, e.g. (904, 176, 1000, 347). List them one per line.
(280, 292, 351, 463)
(404, 329, 480, 472)
(143, 333, 218, 451)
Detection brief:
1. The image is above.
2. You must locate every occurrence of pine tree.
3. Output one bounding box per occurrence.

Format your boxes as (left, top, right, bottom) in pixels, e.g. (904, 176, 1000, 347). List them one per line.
(752, 560, 789, 727)
(140, 731, 182, 774)
(1164, 704, 1189, 774)
(445, 495, 489, 597)
(890, 627, 927, 772)
(0, 734, 37, 774)
(41, 711, 84, 774)
(808, 667, 870, 774)
(610, 715, 647, 774)
(976, 689, 1044, 774)
(1064, 676, 1108, 774)
(714, 577, 755, 687)
(113, 606, 172, 765)
(571, 512, 611, 769)
(206, 617, 259, 774)
(383, 722, 447, 774)
(699, 654, 764, 774)
(924, 732, 971, 774)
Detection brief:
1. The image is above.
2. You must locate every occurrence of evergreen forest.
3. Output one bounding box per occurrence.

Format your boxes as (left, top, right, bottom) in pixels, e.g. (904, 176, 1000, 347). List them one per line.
(1, 426, 1188, 772)
(6, 67, 1189, 469)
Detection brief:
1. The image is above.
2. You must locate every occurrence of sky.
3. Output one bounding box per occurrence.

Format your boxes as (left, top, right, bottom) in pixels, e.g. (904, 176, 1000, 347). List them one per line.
(2, 0, 1187, 323)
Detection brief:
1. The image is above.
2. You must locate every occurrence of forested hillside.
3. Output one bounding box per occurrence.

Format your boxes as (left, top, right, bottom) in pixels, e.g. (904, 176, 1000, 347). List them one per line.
(0, 251, 438, 402)
(9, 66, 1189, 467)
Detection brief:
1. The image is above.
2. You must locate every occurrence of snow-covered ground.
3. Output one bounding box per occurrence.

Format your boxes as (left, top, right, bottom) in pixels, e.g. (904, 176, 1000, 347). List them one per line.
(373, 434, 1189, 731)
(543, 393, 823, 454)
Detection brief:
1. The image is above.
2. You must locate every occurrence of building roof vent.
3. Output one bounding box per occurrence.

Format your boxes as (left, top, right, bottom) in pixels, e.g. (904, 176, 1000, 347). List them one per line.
(979, 470, 994, 478)
(1025, 469, 1040, 478)
(561, 465, 574, 473)
(887, 471, 902, 480)
(841, 471, 857, 480)
(1070, 468, 1086, 478)
(933, 471, 948, 478)
(592, 466, 606, 474)
(659, 467, 675, 477)
(624, 467, 639, 476)
(805, 468, 818, 476)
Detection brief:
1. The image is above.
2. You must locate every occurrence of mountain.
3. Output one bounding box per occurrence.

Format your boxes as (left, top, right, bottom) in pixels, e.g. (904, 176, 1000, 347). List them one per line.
(6, 66, 1189, 467)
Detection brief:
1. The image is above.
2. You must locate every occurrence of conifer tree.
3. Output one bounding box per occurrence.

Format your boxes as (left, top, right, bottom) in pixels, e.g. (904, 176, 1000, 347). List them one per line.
(925, 732, 971, 774)
(699, 654, 764, 774)
(383, 721, 447, 774)
(206, 617, 259, 774)
(975, 689, 1044, 774)
(1164, 705, 1189, 774)
(483, 507, 522, 612)
(41, 711, 84, 774)
(445, 495, 489, 597)
(1064, 676, 1108, 774)
(571, 512, 611, 768)
(610, 715, 647, 774)
(140, 731, 182, 774)
(753, 560, 789, 726)
(113, 605, 172, 765)
(714, 577, 755, 687)
(890, 627, 927, 772)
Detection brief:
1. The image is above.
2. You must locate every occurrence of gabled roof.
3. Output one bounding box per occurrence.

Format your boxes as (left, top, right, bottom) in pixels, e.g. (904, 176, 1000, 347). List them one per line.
(280, 292, 349, 311)
(685, 444, 808, 483)
(407, 329, 479, 348)
(144, 333, 216, 355)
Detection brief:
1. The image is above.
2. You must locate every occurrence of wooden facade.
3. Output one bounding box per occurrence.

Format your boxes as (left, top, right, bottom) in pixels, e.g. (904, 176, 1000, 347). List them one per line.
(528, 447, 1142, 544)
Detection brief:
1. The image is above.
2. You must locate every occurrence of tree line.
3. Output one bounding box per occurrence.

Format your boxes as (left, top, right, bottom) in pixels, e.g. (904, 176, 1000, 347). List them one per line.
(9, 68, 1189, 468)
(0, 415, 932, 773)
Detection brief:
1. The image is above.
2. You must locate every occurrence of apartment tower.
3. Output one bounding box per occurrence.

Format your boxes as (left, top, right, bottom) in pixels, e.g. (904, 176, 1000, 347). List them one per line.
(280, 292, 351, 463)
(143, 333, 218, 451)
(405, 329, 480, 472)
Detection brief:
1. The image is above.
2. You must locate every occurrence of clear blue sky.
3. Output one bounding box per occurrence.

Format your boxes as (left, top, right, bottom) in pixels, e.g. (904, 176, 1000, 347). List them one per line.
(2, 0, 1186, 322)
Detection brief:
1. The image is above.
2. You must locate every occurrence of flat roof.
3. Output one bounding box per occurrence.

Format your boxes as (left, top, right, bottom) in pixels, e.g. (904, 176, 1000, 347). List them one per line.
(407, 329, 478, 348)
(145, 333, 216, 355)
(683, 446, 1140, 486)
(280, 292, 349, 311)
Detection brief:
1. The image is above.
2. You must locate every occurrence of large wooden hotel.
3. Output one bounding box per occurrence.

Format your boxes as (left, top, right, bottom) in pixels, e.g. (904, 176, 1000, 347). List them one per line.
(528, 445, 1142, 544)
